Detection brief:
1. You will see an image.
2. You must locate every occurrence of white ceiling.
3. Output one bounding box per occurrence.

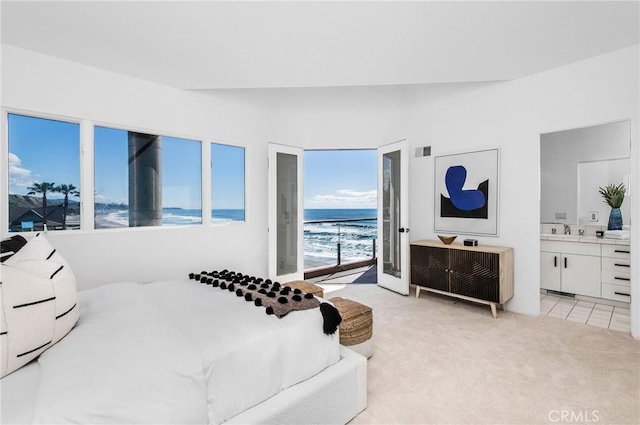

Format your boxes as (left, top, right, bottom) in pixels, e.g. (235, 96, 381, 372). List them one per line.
(2, 1, 638, 90)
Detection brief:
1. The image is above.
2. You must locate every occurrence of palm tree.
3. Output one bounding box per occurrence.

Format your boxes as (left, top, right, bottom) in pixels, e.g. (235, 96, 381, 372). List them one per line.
(54, 183, 80, 230)
(27, 182, 56, 227)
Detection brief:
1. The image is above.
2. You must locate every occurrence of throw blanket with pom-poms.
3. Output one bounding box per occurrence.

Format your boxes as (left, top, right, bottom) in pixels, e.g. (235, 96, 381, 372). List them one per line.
(188, 270, 342, 335)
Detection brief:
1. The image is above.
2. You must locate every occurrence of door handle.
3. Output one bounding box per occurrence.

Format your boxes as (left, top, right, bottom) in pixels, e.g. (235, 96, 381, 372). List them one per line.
(398, 228, 410, 233)
(554, 256, 557, 267)
(614, 263, 630, 268)
(564, 257, 567, 268)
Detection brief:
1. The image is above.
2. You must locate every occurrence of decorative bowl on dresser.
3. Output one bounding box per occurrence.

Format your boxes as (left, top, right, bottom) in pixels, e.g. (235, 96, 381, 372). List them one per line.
(410, 240, 514, 318)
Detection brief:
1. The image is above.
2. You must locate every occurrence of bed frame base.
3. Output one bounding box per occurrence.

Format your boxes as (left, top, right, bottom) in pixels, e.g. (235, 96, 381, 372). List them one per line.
(225, 346, 367, 425)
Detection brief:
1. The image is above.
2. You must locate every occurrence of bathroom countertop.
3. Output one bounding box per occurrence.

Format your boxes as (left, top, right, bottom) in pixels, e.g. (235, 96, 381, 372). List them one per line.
(540, 234, 630, 245)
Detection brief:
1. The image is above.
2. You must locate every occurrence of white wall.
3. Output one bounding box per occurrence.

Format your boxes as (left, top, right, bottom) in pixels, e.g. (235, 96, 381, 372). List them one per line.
(1, 45, 276, 288)
(269, 46, 639, 334)
(3, 43, 638, 335)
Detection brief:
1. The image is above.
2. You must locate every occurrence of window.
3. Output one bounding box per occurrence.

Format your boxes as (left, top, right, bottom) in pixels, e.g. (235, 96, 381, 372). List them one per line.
(7, 114, 81, 232)
(94, 126, 201, 228)
(211, 143, 245, 222)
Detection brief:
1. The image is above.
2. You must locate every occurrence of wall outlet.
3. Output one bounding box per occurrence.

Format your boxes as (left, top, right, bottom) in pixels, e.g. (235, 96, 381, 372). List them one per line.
(589, 211, 599, 222)
(555, 212, 567, 220)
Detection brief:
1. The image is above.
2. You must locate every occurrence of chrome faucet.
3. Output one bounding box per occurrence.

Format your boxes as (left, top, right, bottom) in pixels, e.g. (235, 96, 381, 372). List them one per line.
(564, 224, 571, 235)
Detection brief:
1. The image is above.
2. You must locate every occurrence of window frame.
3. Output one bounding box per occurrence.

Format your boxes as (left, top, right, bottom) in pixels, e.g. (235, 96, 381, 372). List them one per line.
(2, 109, 84, 235)
(2, 108, 249, 236)
(211, 141, 247, 225)
(92, 123, 205, 230)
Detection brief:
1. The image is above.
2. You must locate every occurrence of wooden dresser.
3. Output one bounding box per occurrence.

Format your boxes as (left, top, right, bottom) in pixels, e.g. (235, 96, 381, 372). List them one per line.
(410, 240, 514, 318)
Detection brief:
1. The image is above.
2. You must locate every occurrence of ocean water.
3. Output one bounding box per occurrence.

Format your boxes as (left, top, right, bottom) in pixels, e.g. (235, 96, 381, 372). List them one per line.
(94, 207, 377, 268)
(304, 209, 377, 268)
(94, 208, 242, 228)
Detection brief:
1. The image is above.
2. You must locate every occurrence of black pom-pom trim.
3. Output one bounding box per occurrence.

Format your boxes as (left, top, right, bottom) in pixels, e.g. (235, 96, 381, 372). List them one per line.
(266, 306, 274, 315)
(189, 273, 195, 279)
(278, 297, 288, 304)
(292, 294, 302, 302)
(267, 291, 276, 298)
(244, 293, 253, 301)
(200, 277, 208, 283)
(279, 289, 290, 295)
(220, 282, 227, 289)
(206, 278, 213, 284)
(294, 288, 302, 294)
(195, 274, 201, 280)
(260, 283, 270, 289)
(258, 288, 267, 294)
(265, 279, 272, 285)
(228, 283, 235, 291)
(304, 293, 314, 299)
(236, 289, 244, 297)
(248, 284, 257, 290)
(212, 279, 219, 287)
(254, 298, 262, 307)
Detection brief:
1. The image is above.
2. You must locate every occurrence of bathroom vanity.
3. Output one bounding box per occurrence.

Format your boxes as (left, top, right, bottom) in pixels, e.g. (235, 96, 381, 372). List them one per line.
(540, 235, 631, 303)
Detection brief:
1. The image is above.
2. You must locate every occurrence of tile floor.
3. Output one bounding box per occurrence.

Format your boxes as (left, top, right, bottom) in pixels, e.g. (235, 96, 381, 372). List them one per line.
(540, 292, 631, 333)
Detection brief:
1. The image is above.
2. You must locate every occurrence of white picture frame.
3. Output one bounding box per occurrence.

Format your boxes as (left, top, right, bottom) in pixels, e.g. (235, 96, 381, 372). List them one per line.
(434, 148, 499, 236)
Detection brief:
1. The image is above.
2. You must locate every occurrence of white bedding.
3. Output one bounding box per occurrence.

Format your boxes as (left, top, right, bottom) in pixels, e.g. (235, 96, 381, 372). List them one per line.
(2, 279, 340, 424)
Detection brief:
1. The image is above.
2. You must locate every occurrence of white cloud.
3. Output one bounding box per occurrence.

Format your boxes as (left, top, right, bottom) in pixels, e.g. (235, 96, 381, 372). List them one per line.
(307, 189, 377, 208)
(8, 153, 34, 189)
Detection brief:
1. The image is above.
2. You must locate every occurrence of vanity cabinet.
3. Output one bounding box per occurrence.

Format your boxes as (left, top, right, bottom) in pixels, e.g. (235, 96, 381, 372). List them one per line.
(540, 240, 600, 297)
(410, 240, 513, 318)
(601, 244, 631, 303)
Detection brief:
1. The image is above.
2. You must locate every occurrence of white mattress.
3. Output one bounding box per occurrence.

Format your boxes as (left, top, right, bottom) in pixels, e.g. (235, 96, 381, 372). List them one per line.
(1, 280, 340, 424)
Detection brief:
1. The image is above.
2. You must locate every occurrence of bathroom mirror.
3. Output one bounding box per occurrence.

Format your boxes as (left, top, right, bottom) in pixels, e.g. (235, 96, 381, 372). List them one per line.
(540, 120, 631, 226)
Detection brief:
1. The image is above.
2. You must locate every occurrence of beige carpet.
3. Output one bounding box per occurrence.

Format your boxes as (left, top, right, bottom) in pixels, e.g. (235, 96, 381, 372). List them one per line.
(326, 284, 640, 425)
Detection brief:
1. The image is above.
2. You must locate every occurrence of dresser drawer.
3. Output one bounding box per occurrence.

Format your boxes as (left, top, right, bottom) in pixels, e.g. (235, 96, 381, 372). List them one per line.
(602, 256, 631, 272)
(601, 244, 631, 259)
(601, 269, 631, 286)
(601, 283, 631, 303)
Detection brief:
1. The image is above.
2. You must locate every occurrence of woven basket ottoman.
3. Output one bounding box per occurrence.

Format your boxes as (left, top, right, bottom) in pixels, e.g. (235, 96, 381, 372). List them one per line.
(329, 297, 374, 358)
(283, 280, 324, 298)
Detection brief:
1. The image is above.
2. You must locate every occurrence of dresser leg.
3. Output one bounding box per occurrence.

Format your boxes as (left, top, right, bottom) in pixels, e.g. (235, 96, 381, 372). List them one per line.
(416, 286, 421, 298)
(490, 303, 497, 318)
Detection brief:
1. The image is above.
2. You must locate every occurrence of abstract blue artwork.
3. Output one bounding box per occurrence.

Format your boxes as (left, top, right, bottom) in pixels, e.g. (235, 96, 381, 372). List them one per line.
(442, 165, 488, 218)
(434, 149, 499, 236)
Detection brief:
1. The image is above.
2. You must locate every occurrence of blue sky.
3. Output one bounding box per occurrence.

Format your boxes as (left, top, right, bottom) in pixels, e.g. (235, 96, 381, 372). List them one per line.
(94, 126, 203, 209)
(8, 114, 80, 200)
(212, 143, 245, 209)
(304, 149, 376, 209)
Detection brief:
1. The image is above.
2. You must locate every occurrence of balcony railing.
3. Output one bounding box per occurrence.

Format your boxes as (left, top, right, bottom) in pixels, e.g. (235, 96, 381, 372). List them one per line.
(303, 217, 377, 277)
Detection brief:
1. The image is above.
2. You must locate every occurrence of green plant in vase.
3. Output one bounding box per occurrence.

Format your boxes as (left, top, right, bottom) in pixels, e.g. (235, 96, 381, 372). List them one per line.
(598, 183, 626, 230)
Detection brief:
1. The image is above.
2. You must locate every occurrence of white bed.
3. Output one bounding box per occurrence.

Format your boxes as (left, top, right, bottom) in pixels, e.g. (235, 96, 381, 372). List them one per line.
(1, 278, 367, 424)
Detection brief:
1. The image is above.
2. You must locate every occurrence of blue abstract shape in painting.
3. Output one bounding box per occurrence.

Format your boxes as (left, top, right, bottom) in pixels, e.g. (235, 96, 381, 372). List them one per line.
(445, 166, 486, 211)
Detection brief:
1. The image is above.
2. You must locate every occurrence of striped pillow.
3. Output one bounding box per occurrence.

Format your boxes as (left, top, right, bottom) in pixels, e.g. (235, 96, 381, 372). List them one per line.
(1, 234, 79, 377)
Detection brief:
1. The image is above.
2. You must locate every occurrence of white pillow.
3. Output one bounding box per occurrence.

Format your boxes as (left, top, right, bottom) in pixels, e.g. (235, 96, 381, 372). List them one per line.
(1, 234, 79, 378)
